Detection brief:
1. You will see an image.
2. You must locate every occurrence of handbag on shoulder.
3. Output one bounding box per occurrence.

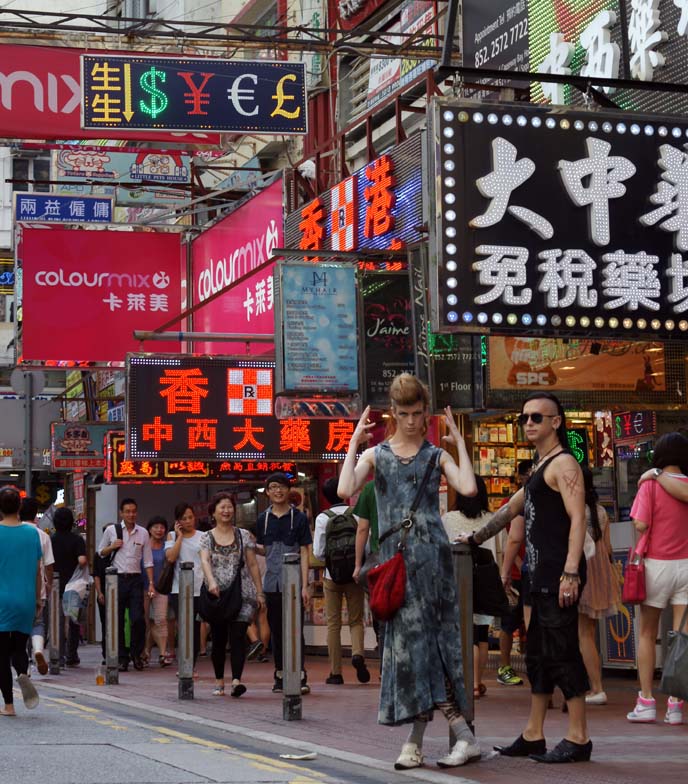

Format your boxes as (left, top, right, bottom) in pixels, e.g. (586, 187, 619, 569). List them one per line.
(366, 450, 439, 621)
(199, 531, 244, 624)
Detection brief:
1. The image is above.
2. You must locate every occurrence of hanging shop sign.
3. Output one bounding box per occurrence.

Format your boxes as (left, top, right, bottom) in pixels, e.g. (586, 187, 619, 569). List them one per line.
(336, 0, 392, 29)
(430, 333, 480, 411)
(0, 44, 219, 143)
(463, 0, 688, 115)
(14, 193, 113, 223)
(18, 226, 182, 363)
(613, 410, 657, 441)
(81, 55, 307, 135)
(433, 101, 688, 340)
(461, 0, 529, 89)
(488, 338, 666, 392)
(362, 272, 415, 406)
(126, 355, 356, 462)
(191, 179, 283, 355)
(51, 149, 190, 208)
(367, 1, 437, 111)
(275, 263, 359, 394)
(51, 421, 113, 470)
(106, 431, 295, 483)
(284, 133, 425, 255)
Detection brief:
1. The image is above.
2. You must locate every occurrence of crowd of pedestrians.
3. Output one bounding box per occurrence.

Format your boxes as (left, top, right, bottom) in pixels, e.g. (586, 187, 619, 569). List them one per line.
(1, 372, 686, 777)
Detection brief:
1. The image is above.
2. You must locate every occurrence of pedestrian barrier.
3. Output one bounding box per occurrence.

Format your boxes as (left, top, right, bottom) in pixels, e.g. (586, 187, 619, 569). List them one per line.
(282, 552, 302, 721)
(105, 567, 119, 685)
(49, 572, 60, 675)
(178, 562, 195, 700)
(451, 543, 475, 727)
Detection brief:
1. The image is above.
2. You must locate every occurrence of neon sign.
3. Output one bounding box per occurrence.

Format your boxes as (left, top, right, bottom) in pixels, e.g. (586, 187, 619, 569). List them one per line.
(126, 355, 356, 462)
(81, 56, 307, 134)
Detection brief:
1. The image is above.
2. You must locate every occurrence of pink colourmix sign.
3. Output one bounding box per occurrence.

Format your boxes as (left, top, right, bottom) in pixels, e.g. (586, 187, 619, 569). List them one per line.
(20, 227, 182, 363)
(191, 179, 283, 355)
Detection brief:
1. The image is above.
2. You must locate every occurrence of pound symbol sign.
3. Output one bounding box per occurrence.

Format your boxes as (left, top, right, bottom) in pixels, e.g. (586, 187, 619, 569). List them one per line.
(140, 66, 169, 119)
(271, 74, 301, 120)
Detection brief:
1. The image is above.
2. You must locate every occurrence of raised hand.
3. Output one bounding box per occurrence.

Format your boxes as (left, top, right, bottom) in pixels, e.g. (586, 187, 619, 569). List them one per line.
(441, 406, 465, 449)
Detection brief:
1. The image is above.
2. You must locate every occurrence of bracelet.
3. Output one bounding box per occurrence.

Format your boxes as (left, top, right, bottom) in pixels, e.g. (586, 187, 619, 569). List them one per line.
(559, 571, 580, 583)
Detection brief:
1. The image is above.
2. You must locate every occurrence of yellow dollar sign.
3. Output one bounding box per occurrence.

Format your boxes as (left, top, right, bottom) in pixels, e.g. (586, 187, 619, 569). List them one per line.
(271, 74, 301, 120)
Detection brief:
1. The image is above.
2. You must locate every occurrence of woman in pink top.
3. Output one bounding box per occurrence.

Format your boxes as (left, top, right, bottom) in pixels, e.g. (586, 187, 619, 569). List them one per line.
(627, 432, 688, 726)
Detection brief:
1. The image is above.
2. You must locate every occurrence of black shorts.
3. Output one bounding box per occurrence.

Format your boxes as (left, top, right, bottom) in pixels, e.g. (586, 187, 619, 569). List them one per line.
(501, 578, 524, 634)
(473, 623, 489, 644)
(525, 593, 589, 700)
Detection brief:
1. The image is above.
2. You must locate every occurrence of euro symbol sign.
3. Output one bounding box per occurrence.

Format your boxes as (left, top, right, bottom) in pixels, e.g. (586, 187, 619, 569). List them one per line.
(271, 74, 301, 120)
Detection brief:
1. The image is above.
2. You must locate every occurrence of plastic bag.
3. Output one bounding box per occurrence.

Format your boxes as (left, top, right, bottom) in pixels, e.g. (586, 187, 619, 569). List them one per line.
(62, 565, 93, 622)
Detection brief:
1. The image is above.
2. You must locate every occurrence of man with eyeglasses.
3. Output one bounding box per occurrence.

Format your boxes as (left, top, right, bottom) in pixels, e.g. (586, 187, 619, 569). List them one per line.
(255, 472, 312, 695)
(457, 392, 591, 764)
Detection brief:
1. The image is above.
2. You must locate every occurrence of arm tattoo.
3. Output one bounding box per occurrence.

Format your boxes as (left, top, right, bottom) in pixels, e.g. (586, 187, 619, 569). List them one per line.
(473, 504, 513, 545)
(562, 468, 581, 496)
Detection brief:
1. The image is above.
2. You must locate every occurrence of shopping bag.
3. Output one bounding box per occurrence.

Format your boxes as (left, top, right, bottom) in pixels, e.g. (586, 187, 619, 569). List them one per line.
(660, 607, 688, 701)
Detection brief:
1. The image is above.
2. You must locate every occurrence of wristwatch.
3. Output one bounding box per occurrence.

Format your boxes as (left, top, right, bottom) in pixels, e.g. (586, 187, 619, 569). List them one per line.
(653, 468, 662, 478)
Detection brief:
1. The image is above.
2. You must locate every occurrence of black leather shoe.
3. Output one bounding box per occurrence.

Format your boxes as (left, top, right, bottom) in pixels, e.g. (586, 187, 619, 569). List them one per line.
(495, 734, 546, 756)
(133, 657, 144, 671)
(352, 655, 371, 684)
(530, 738, 592, 764)
(326, 673, 344, 684)
(118, 662, 129, 672)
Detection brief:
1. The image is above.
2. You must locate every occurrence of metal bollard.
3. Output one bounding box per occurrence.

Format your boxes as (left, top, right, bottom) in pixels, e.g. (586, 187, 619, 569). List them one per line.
(49, 572, 60, 675)
(282, 552, 302, 721)
(178, 562, 194, 700)
(105, 567, 119, 685)
(451, 543, 474, 727)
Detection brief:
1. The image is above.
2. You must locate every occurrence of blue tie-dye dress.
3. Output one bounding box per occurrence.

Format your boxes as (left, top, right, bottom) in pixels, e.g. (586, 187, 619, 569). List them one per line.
(374, 440, 468, 725)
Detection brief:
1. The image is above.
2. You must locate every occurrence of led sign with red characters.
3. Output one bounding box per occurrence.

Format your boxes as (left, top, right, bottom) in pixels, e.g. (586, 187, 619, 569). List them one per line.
(106, 431, 295, 482)
(285, 133, 424, 257)
(126, 355, 356, 462)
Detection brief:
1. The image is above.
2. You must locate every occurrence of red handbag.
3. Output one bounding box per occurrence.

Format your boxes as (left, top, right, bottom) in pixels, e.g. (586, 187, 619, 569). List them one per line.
(622, 484, 653, 606)
(368, 551, 407, 621)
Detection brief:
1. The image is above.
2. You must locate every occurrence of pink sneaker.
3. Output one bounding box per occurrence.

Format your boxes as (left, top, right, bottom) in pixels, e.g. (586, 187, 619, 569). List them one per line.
(627, 692, 656, 723)
(664, 698, 684, 725)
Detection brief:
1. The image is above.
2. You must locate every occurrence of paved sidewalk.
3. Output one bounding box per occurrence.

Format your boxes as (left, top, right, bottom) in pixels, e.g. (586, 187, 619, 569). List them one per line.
(33, 644, 687, 783)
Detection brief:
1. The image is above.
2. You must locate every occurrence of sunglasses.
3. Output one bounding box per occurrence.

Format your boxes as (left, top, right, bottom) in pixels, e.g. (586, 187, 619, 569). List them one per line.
(517, 413, 557, 426)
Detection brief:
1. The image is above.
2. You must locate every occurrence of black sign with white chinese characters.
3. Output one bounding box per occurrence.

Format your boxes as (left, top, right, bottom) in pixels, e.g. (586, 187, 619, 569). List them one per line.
(433, 100, 688, 340)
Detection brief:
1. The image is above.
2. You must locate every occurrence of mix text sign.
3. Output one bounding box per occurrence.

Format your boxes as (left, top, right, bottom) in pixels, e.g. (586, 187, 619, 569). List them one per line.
(81, 56, 307, 134)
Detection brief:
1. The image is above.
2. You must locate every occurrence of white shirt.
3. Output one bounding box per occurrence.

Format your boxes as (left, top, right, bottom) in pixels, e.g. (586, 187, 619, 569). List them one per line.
(98, 522, 153, 573)
(24, 522, 55, 601)
(165, 530, 204, 596)
(313, 504, 357, 582)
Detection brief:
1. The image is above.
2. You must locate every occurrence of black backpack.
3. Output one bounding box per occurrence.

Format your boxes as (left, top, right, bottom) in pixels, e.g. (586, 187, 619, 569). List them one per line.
(324, 507, 357, 585)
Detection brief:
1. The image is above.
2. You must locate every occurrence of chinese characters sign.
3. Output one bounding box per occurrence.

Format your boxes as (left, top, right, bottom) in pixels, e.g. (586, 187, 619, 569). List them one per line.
(81, 55, 307, 134)
(19, 227, 182, 363)
(284, 133, 424, 254)
(126, 355, 356, 461)
(433, 101, 688, 339)
(106, 432, 296, 483)
(51, 422, 113, 470)
(14, 194, 113, 223)
(276, 264, 359, 393)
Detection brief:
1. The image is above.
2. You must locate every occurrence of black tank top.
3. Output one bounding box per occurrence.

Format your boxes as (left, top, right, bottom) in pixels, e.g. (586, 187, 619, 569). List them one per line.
(524, 450, 586, 594)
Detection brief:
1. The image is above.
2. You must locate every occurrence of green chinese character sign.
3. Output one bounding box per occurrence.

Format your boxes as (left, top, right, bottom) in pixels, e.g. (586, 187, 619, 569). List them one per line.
(81, 55, 307, 134)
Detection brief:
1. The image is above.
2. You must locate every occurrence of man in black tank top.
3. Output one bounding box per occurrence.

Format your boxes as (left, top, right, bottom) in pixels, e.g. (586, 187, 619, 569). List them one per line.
(458, 392, 592, 764)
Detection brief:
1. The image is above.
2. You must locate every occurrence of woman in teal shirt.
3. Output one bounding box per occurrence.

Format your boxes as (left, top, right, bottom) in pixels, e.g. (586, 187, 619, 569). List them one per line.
(0, 486, 42, 716)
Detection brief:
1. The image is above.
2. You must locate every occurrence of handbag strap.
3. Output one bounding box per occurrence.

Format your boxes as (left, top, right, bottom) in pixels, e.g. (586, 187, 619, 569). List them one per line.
(378, 448, 439, 547)
(633, 481, 655, 558)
